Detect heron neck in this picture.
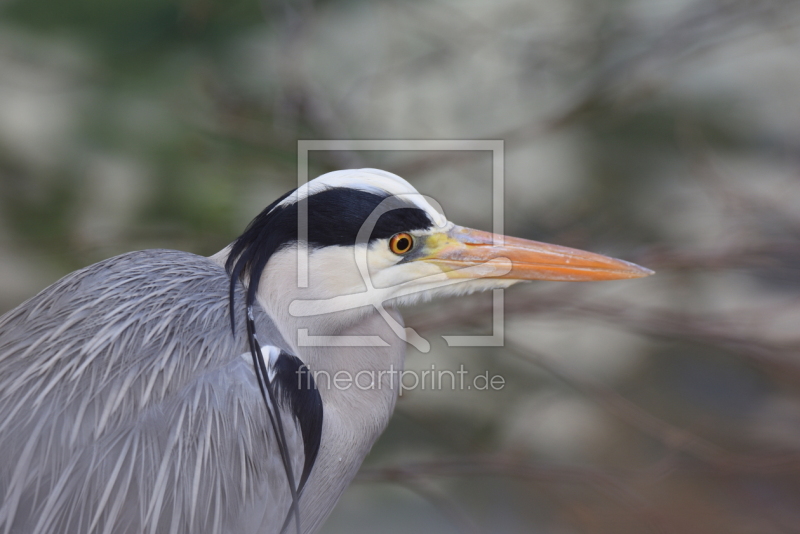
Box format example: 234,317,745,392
211,247,405,532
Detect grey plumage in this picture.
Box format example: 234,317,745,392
0,250,302,534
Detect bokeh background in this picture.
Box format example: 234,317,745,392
2,0,800,532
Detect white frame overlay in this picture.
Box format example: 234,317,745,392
296,140,505,350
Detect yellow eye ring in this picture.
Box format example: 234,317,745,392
389,233,414,255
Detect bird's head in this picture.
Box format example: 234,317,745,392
222,169,651,342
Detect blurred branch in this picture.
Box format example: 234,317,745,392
198,0,800,181
395,478,483,534
408,292,800,474
392,89,597,178
394,0,800,178
196,1,365,171
503,339,800,474
678,115,800,241
357,455,669,534
634,242,800,271
543,301,800,381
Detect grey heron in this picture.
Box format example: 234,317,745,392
0,168,651,534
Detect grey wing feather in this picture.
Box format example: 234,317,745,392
0,250,304,534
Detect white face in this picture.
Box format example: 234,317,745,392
265,229,509,316
289,225,520,313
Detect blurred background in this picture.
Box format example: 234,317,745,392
2,0,800,532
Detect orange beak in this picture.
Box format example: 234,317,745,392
417,225,653,282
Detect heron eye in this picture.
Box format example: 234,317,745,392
389,233,414,255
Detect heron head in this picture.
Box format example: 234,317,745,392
223,169,652,333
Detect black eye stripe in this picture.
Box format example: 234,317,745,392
226,187,435,316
